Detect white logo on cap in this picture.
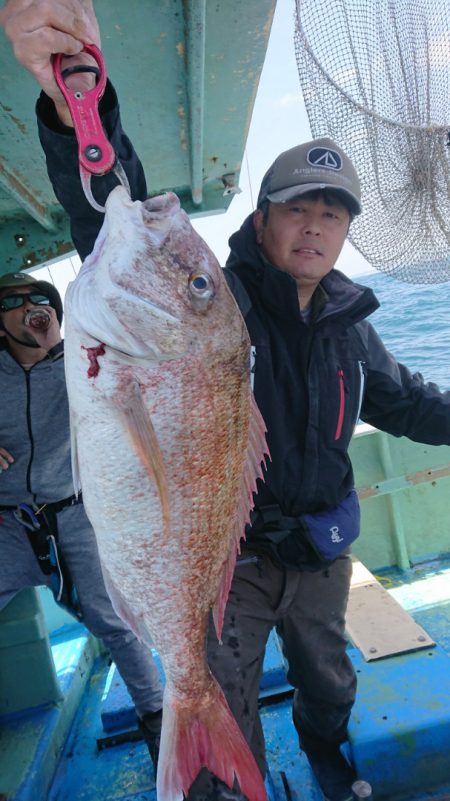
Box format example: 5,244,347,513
307,147,342,171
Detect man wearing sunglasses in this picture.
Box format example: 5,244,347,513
0,271,164,774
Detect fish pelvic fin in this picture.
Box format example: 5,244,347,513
157,679,267,801
213,393,269,640
101,563,154,648
119,386,171,532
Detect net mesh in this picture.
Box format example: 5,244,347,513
294,0,450,283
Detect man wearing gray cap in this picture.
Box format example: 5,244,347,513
0,270,164,773
4,3,450,801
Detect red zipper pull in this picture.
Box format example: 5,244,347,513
334,368,345,441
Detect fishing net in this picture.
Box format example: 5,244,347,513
294,0,450,283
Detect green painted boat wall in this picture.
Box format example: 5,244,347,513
0,0,276,274
350,426,450,571
0,589,62,716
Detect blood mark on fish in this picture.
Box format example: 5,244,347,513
82,343,106,378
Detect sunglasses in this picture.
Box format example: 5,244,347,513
0,292,51,312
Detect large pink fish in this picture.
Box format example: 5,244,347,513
64,187,268,801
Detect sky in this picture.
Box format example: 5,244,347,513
31,0,373,296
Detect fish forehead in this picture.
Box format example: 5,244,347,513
96,187,242,345
103,187,211,264
106,188,223,290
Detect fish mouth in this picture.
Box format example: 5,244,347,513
138,297,179,324
142,192,180,214
103,287,183,362
106,187,181,245
110,283,180,326
106,343,187,365
141,192,181,236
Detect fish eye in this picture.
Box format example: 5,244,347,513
188,271,215,302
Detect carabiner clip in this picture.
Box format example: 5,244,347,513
13,502,42,531
53,44,130,213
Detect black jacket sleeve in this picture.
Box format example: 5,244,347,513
361,321,450,445
36,81,147,260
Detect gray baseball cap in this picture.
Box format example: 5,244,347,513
257,137,362,215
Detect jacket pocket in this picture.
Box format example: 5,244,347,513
329,360,366,448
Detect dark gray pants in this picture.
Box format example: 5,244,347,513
189,551,356,799
0,504,163,717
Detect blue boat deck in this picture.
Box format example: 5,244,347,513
1,557,450,801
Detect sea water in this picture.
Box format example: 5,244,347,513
355,271,450,390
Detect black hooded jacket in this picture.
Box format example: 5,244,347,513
223,215,379,518
222,214,450,529
36,83,450,560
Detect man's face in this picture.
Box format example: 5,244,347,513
0,285,50,346
253,195,350,289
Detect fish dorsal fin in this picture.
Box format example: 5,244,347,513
119,386,171,533
212,392,268,640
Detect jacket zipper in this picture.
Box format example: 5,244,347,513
334,368,345,441
354,360,366,425
25,370,35,495
334,362,366,441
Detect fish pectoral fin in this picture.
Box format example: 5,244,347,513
118,388,170,532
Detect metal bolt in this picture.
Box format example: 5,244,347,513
352,780,373,800
417,635,426,642
369,647,377,653
84,144,103,162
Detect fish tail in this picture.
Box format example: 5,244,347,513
157,680,267,801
